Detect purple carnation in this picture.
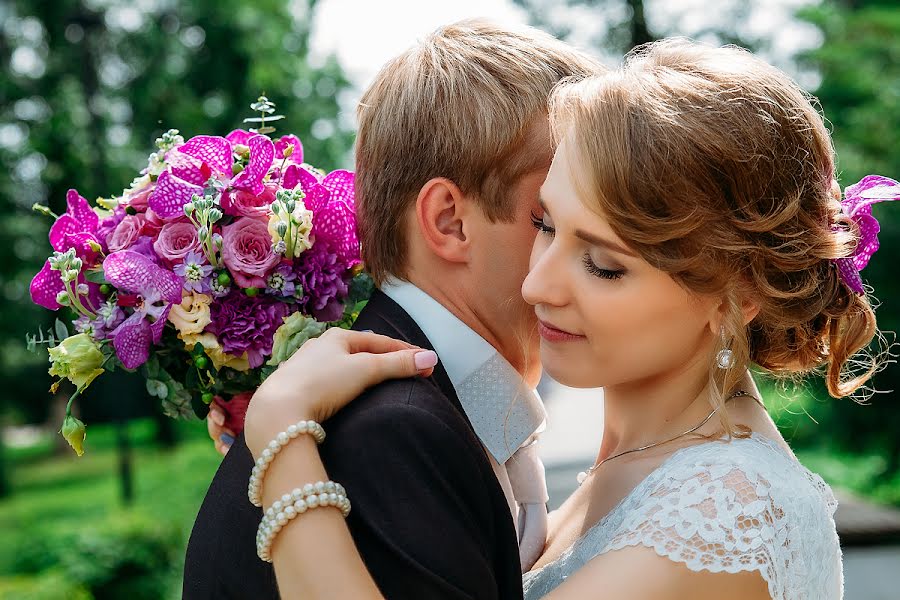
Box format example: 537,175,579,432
294,244,350,323
207,290,291,368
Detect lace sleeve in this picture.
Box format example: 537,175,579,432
600,460,803,600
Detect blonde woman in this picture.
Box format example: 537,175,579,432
244,39,897,599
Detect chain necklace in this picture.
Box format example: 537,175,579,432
576,389,753,485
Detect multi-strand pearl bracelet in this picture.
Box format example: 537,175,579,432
248,419,326,507
256,480,351,562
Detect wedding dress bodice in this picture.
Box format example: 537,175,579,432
523,433,842,599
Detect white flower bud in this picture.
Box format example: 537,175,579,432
76,284,89,295
56,291,71,306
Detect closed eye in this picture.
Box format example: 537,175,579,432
531,211,554,236
582,254,625,280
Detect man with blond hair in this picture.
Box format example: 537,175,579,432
184,20,601,599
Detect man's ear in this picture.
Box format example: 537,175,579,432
415,177,471,264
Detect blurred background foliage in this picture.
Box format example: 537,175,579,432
0,0,898,596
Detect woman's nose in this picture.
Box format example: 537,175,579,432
522,241,568,308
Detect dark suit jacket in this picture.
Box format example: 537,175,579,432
183,290,523,600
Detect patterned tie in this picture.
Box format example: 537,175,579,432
506,436,549,572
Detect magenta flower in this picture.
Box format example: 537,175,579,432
30,190,103,311
49,190,102,261
297,169,360,269
103,250,183,369
148,134,275,220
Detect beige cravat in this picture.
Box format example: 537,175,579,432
506,436,549,572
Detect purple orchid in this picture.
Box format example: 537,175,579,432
30,190,103,311
173,250,214,293
148,133,275,220
265,262,298,297
284,168,360,270
103,250,183,369
833,175,900,294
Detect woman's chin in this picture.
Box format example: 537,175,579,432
540,345,604,389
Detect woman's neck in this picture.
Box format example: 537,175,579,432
597,357,718,462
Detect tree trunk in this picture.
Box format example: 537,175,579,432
627,0,654,47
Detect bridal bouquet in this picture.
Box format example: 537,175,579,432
27,98,371,456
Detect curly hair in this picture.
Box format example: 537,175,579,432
548,39,880,433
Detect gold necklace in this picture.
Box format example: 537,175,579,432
576,389,753,485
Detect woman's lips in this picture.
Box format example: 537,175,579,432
537,319,586,343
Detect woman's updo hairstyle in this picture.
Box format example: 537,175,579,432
548,39,881,427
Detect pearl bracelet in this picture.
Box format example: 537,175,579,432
256,480,351,562
248,419,326,507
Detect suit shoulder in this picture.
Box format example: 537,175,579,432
326,375,465,431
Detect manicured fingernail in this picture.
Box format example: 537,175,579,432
414,350,438,370
361,329,373,333
220,433,234,446
211,411,225,426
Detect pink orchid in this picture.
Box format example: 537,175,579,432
30,190,104,311
299,169,360,268
148,133,276,220
834,175,900,295
103,250,183,369
49,189,102,262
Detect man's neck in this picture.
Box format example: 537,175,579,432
401,274,541,387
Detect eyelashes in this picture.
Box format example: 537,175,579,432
530,211,554,236
581,254,625,280
530,212,625,281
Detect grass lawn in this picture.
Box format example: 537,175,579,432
0,418,223,599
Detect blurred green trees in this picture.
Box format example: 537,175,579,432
794,0,900,472
0,0,353,427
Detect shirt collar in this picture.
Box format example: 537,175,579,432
381,280,546,463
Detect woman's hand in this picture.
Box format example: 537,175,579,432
244,328,438,458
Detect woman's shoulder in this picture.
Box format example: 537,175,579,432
600,433,841,600
657,433,838,515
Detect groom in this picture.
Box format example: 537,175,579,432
184,20,601,599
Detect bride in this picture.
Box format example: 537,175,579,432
242,39,895,599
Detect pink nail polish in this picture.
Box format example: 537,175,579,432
414,350,438,370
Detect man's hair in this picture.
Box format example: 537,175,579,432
355,19,603,285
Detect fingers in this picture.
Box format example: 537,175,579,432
208,407,234,456
353,349,439,387
209,406,225,427
214,430,236,456
336,329,419,355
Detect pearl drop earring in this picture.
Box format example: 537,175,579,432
716,326,735,369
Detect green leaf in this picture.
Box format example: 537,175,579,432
146,379,168,399
84,268,110,285
242,115,286,123
54,319,70,341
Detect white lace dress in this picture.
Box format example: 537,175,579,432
522,433,842,600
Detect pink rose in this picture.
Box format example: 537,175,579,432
128,185,154,212
154,221,203,264
221,217,280,288
221,183,277,218
106,214,145,253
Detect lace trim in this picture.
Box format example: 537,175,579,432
523,434,841,600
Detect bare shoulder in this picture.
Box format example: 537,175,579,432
544,544,771,600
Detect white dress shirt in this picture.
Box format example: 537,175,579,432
382,280,549,571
